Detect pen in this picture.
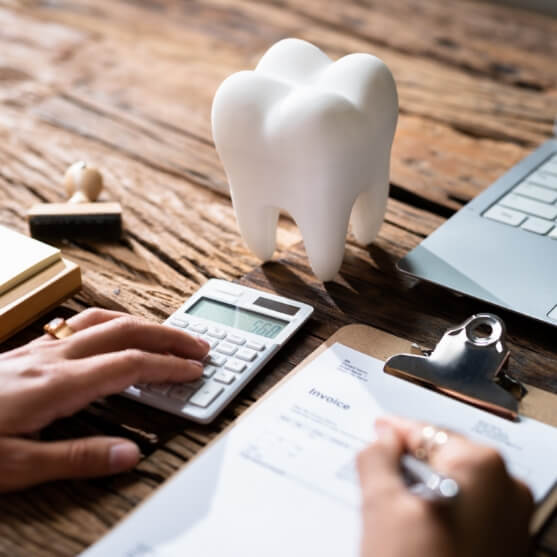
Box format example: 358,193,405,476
400,454,460,502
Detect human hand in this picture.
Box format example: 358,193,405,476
357,416,533,557
0,308,210,492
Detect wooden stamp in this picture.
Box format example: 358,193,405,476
27,161,122,240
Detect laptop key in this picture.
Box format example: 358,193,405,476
499,193,557,221
514,183,557,204
483,205,526,227
543,158,557,175
520,217,554,235
528,170,557,190
549,227,557,240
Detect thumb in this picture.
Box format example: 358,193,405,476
357,418,406,500
0,436,140,492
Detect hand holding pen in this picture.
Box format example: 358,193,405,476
399,424,459,502
357,417,534,557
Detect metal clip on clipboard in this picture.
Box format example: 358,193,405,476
384,314,527,421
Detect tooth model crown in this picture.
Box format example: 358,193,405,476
212,38,398,281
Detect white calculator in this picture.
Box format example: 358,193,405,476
122,279,314,423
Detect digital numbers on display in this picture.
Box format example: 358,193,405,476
249,319,283,339
186,297,288,339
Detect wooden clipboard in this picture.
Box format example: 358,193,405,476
84,322,557,556
282,323,557,535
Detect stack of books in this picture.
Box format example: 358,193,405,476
0,225,81,342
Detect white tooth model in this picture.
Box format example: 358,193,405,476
212,38,398,281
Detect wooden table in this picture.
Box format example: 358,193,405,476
0,1,556,555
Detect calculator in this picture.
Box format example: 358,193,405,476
122,279,314,423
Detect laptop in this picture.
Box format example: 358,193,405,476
398,138,557,326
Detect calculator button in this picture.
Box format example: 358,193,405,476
203,365,217,378
169,318,188,328
189,322,208,334
201,336,219,349
224,359,247,373
214,370,236,384
207,352,227,367
227,333,246,345
246,340,265,351
216,342,238,356
236,348,257,362
146,383,171,395
189,383,224,408
207,327,227,339
168,384,195,401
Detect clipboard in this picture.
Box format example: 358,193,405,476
82,315,557,556
309,320,557,428
288,317,557,534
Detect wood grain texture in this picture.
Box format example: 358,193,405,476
0,0,556,555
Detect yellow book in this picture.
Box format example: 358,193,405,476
0,258,81,342
0,225,61,295
0,226,81,342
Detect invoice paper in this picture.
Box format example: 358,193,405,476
81,343,557,557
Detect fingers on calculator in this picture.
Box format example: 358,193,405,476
122,280,313,423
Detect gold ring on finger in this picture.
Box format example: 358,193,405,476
415,425,449,461
44,317,75,339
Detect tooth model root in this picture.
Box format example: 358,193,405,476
294,201,353,282
351,162,391,245
231,189,279,261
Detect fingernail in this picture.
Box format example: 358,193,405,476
109,442,140,473
197,338,210,351
374,420,396,442
191,360,204,371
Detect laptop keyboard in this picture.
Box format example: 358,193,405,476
483,154,557,239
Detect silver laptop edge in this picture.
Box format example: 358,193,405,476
398,138,557,327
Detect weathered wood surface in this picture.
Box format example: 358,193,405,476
0,0,556,555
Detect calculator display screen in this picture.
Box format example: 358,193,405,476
186,298,288,339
